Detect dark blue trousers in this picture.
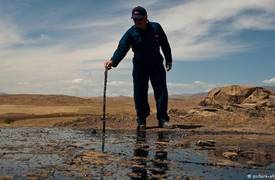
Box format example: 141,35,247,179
132,63,169,124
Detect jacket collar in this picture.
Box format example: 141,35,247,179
135,20,151,32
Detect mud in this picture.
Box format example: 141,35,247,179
0,127,274,179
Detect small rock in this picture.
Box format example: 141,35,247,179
0,176,13,180
188,109,200,114
196,140,216,147
246,160,257,166
202,107,219,112
85,128,96,134
224,105,235,111
222,151,238,161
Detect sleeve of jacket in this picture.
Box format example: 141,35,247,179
158,23,172,63
110,29,131,67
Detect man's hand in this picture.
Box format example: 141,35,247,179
166,62,172,72
104,60,113,70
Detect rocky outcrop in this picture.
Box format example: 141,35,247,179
200,85,275,109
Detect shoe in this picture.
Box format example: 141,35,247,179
159,121,173,129
136,117,146,131
137,123,146,131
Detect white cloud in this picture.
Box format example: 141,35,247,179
167,81,219,94
1,0,275,95
152,0,275,60
0,19,24,47
232,14,275,30
2,0,275,60
94,80,219,96
108,81,129,86
71,78,83,84
263,77,275,84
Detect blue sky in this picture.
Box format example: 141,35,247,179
0,0,275,96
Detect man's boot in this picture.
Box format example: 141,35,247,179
137,118,146,131
158,119,173,129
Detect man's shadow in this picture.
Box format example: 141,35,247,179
130,129,169,179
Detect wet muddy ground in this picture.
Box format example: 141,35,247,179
0,127,274,179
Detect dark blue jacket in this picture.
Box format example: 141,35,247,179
111,21,172,67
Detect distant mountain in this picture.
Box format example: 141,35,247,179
169,92,208,99
190,92,208,98
0,94,94,105
169,85,274,99
263,86,275,92
0,92,7,96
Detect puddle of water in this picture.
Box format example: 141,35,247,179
0,127,274,179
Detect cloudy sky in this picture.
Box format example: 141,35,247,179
1,0,275,96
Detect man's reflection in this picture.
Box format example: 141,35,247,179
131,129,149,179
131,129,169,179
152,130,169,178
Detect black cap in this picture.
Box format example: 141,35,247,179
131,6,147,19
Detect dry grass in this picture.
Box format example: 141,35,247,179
0,105,80,115
0,94,273,132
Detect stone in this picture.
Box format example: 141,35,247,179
196,140,216,147
222,151,238,161
200,85,274,110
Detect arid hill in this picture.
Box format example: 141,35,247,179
0,94,96,106
200,85,275,109
0,86,274,132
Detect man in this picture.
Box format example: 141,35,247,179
104,6,172,130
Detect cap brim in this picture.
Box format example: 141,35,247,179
131,14,144,19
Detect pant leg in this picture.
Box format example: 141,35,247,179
149,64,169,122
132,66,150,124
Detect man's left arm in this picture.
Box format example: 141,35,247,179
158,23,172,71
